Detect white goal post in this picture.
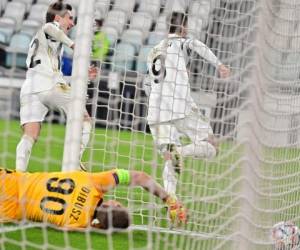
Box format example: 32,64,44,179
62,0,95,171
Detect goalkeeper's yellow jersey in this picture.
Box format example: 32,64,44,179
0,168,130,228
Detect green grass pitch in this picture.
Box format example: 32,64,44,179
0,119,239,250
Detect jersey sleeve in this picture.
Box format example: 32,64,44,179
187,39,222,67
90,169,131,192
43,22,74,48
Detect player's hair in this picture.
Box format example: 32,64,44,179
95,205,130,230
46,0,72,23
169,12,188,34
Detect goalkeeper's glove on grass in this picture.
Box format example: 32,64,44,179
166,196,187,225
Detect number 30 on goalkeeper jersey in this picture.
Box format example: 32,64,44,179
0,168,129,228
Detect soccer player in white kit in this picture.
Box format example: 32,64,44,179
16,0,97,172
146,12,230,196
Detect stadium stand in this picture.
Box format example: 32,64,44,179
94,0,111,18
113,42,136,72
147,31,166,45
154,14,168,32
113,0,135,17
5,32,31,68
101,25,118,44
0,0,218,74
136,46,152,74
0,1,26,44
121,29,144,52
129,12,153,33
103,10,127,35
36,0,52,4
13,0,33,12
0,0,7,13
138,0,161,18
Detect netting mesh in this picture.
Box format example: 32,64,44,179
1,0,300,249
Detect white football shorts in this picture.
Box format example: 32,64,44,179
149,110,213,149
20,83,72,126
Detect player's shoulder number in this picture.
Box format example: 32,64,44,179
29,38,40,68
150,53,166,84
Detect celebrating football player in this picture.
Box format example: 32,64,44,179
145,12,230,196
16,0,97,172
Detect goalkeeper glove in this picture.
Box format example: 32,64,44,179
166,196,187,225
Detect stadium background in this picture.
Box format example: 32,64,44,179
1,0,300,249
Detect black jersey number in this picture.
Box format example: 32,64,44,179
29,38,40,68
151,55,166,84
40,177,75,215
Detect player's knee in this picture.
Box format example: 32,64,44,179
82,120,92,133
192,141,217,159
206,142,217,159
83,112,91,122
23,133,38,143
160,144,175,161
22,123,41,142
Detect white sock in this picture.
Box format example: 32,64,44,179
162,160,178,196
79,121,92,160
179,141,216,159
16,135,34,172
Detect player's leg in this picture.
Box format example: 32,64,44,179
51,83,92,170
80,112,92,163
16,94,48,172
149,123,181,196
176,112,217,159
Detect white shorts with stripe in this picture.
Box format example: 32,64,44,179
149,110,213,150
20,83,81,126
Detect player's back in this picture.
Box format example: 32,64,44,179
0,169,120,228
0,168,21,221
19,171,102,228
147,34,195,124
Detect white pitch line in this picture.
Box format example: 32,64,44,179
130,225,227,239
0,223,39,233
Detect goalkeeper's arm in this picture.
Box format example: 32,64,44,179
121,170,187,224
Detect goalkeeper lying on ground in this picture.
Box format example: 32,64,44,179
0,168,187,229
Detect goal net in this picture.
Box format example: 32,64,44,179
1,0,300,249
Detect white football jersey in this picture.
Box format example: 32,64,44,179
21,22,74,95
146,34,222,124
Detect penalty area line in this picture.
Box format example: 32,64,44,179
0,223,40,233
130,225,227,239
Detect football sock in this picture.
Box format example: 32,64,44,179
16,135,35,172
163,160,178,196
79,120,92,160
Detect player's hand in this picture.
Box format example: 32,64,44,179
88,65,98,81
218,64,230,78
166,196,187,225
